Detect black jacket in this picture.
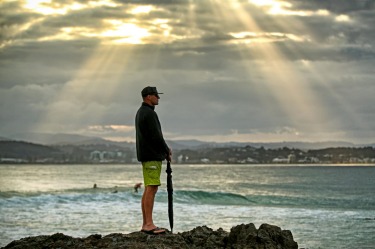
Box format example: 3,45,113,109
135,102,169,162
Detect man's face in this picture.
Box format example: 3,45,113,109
148,94,159,105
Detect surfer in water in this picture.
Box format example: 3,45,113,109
134,183,142,193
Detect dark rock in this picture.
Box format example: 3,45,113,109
227,223,258,247
2,223,298,249
180,226,228,248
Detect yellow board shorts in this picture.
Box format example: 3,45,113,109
142,161,162,186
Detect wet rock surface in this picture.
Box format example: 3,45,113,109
3,223,298,249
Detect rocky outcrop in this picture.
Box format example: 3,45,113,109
3,223,298,249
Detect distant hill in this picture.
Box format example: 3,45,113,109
0,140,136,163
231,141,357,150
0,140,61,159
9,133,106,145
8,132,136,149
6,132,374,150
168,140,360,150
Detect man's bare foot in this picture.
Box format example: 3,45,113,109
141,227,166,235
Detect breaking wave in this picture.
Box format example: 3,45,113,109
2,188,373,210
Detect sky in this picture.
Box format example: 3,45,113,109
0,0,374,144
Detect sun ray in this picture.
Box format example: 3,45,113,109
296,61,372,141
205,0,335,139
36,43,137,135
35,3,168,137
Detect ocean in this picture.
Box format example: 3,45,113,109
0,164,374,248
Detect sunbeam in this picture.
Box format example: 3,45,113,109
206,0,336,140
35,44,134,135
35,3,169,138
297,60,372,141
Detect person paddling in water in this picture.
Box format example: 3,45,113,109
134,183,142,193
135,86,172,235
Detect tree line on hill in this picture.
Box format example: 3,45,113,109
0,140,374,164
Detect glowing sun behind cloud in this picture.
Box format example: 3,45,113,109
20,1,170,46
101,20,149,44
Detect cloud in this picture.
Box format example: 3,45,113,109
0,0,374,144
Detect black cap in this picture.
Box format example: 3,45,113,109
141,86,164,97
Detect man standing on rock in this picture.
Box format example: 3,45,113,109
135,86,172,235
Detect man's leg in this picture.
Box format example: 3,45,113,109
141,161,165,233
141,185,158,230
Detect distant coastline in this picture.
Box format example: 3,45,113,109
1,139,375,165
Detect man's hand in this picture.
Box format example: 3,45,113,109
167,148,172,162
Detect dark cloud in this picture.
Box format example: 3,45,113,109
0,40,99,89
289,0,375,13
